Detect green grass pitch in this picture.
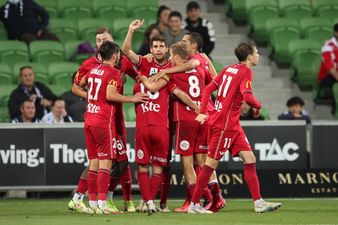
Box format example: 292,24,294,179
0,198,337,225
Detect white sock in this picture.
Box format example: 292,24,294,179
209,179,218,184
98,200,107,208
89,200,97,208
146,200,154,205
254,198,265,206
72,192,83,202
107,191,113,201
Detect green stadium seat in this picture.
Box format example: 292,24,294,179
127,0,158,9
48,62,80,86
124,77,136,96
78,19,112,41
0,41,30,67
0,85,16,107
12,62,49,84
35,0,59,18
300,18,331,45
93,0,128,21
58,0,93,22
247,0,279,42
333,84,338,118
289,39,321,87
129,7,158,23
0,22,7,40
279,0,313,21
49,19,78,43
228,0,247,23
260,107,270,120
123,103,136,121
0,63,13,85
113,18,145,50
266,18,300,64
64,40,93,64
312,0,338,21
49,84,71,97
29,41,65,65
0,107,10,122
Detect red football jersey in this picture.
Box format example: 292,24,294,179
84,64,121,129
191,53,213,84
134,57,172,128
208,63,255,131
169,66,206,121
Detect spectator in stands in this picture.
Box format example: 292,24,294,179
8,66,56,120
183,1,215,58
240,102,264,120
11,99,39,123
42,98,73,124
155,5,171,33
60,73,87,122
317,23,338,96
0,0,59,44
164,11,188,47
138,24,162,55
278,96,311,124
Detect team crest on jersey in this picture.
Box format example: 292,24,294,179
137,149,144,159
180,140,190,151
149,67,158,75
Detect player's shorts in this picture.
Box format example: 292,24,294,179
135,126,169,166
175,120,209,156
115,135,128,162
84,125,116,160
208,127,251,160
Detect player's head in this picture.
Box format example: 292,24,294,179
286,96,304,115
169,11,183,33
186,1,201,22
157,5,171,26
170,42,189,66
150,35,168,63
19,66,35,87
98,41,121,67
333,23,338,40
51,98,66,118
20,99,36,120
95,27,114,49
234,43,259,66
182,32,203,54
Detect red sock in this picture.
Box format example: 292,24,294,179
192,165,214,204
97,169,110,201
137,171,152,201
209,182,222,199
76,177,88,194
203,187,213,202
87,170,97,201
109,176,120,192
120,165,132,201
194,165,201,176
184,188,190,202
187,184,195,202
150,173,162,199
244,163,261,201
160,167,171,205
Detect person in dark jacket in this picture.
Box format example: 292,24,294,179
8,66,56,120
11,99,40,123
0,0,59,44
183,1,215,58
278,96,311,124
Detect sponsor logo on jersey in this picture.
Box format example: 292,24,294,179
198,145,208,150
180,140,190,151
137,149,144,159
246,81,252,89
152,156,167,163
141,101,160,112
255,138,299,161
149,67,158,75
87,103,100,113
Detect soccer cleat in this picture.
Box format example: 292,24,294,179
68,200,76,211
160,206,171,213
146,201,159,213
203,201,213,210
124,200,136,212
68,200,89,213
107,200,121,213
96,204,123,214
136,200,146,212
254,201,282,213
174,200,190,213
188,203,213,214
209,197,226,213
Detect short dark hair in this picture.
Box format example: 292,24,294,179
98,41,120,61
169,11,182,20
286,96,305,107
170,43,189,60
144,24,162,44
95,27,112,36
157,5,170,23
187,1,200,11
334,23,338,32
234,43,255,62
185,32,203,52
19,66,33,76
150,35,167,47
20,99,34,109
52,98,65,107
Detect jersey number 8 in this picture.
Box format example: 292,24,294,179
188,75,200,98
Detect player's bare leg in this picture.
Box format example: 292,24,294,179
239,151,282,213
68,166,89,212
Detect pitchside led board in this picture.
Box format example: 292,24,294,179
0,122,337,197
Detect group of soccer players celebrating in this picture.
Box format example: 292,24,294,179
67,19,282,215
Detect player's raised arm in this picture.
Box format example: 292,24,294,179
172,88,200,114
201,53,217,78
122,19,144,65
106,83,148,103
140,75,168,92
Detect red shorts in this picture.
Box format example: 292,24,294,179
175,120,209,156
135,126,169,166
115,135,128,162
208,127,251,160
84,125,116,160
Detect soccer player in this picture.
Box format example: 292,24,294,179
80,41,148,214
68,27,138,213
188,43,282,214
122,20,199,212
